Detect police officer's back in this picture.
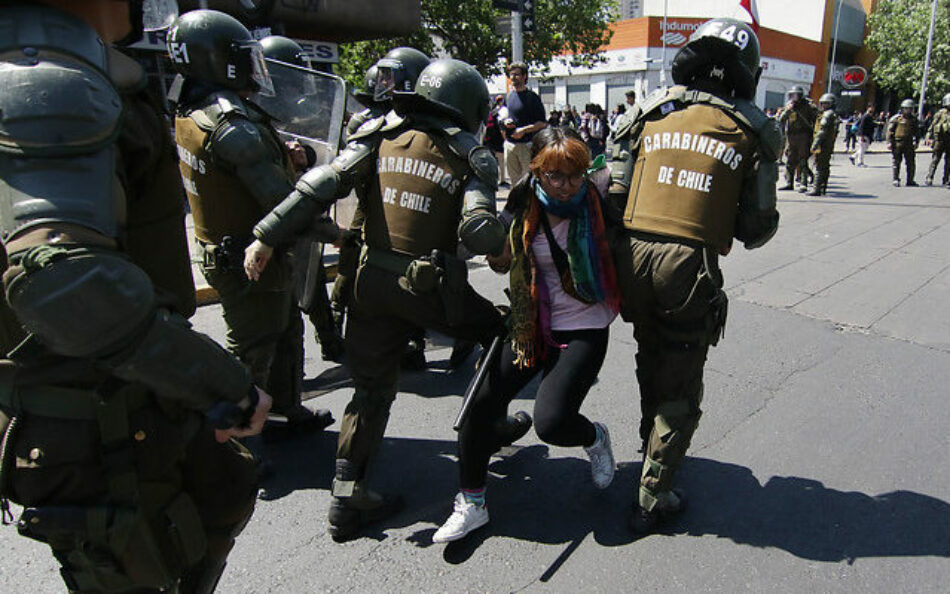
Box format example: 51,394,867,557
609,17,780,535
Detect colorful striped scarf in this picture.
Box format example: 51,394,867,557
509,177,620,369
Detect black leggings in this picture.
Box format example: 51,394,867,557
458,327,609,488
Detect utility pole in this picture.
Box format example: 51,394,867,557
512,9,523,62
918,0,938,119
827,0,845,95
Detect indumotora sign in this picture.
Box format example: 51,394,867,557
658,20,702,47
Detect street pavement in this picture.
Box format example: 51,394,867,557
2,149,950,593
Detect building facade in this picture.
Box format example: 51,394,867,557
496,0,878,114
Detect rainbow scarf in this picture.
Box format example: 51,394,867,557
509,177,620,369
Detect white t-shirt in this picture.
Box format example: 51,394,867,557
532,217,617,331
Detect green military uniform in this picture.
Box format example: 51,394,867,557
611,86,780,517
810,105,840,196
0,5,258,592
778,98,818,189
887,111,920,185
925,106,950,187
175,89,305,418
251,58,506,540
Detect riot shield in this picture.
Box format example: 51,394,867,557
257,58,347,167
256,59,347,313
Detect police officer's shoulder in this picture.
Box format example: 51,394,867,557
638,85,687,118
612,105,642,140
348,110,404,141
205,97,269,166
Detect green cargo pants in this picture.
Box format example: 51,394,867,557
200,251,303,416
334,258,503,491
612,231,727,512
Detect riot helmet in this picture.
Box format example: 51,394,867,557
900,98,915,112
374,46,430,102
787,85,805,102
166,10,274,96
260,35,309,68
407,59,490,135
819,93,836,110
355,64,380,105
943,93,950,108
671,17,761,100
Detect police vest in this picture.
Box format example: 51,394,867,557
786,104,813,135
175,108,288,245
624,102,755,252
813,110,840,149
892,115,917,142
365,128,469,257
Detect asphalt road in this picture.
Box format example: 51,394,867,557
2,149,949,593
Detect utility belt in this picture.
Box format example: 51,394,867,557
0,360,206,593
360,245,469,325
196,235,250,272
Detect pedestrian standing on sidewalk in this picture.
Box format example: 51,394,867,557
502,62,548,185
433,127,621,543
854,106,876,167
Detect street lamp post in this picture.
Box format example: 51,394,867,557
918,0,938,119
827,0,845,94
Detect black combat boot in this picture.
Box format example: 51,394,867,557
630,488,687,536
327,460,404,542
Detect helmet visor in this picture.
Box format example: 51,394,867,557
374,65,398,103
249,44,276,97
142,0,178,31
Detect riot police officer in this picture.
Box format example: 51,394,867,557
925,93,950,188
329,48,433,369
887,99,921,187
167,10,329,433
778,85,819,191
608,18,780,535
0,2,269,592
810,93,840,196
244,58,509,542
259,35,346,364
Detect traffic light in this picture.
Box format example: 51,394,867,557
522,0,535,34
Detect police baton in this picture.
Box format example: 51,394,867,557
453,332,504,431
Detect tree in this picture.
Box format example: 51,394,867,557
866,0,950,103
336,0,617,90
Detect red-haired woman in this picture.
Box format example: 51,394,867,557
433,127,621,543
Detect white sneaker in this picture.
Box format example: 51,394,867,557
432,493,489,543
585,422,615,489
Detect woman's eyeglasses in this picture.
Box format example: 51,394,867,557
542,170,585,187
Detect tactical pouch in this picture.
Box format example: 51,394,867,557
405,258,439,294
18,493,206,593
663,248,728,347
